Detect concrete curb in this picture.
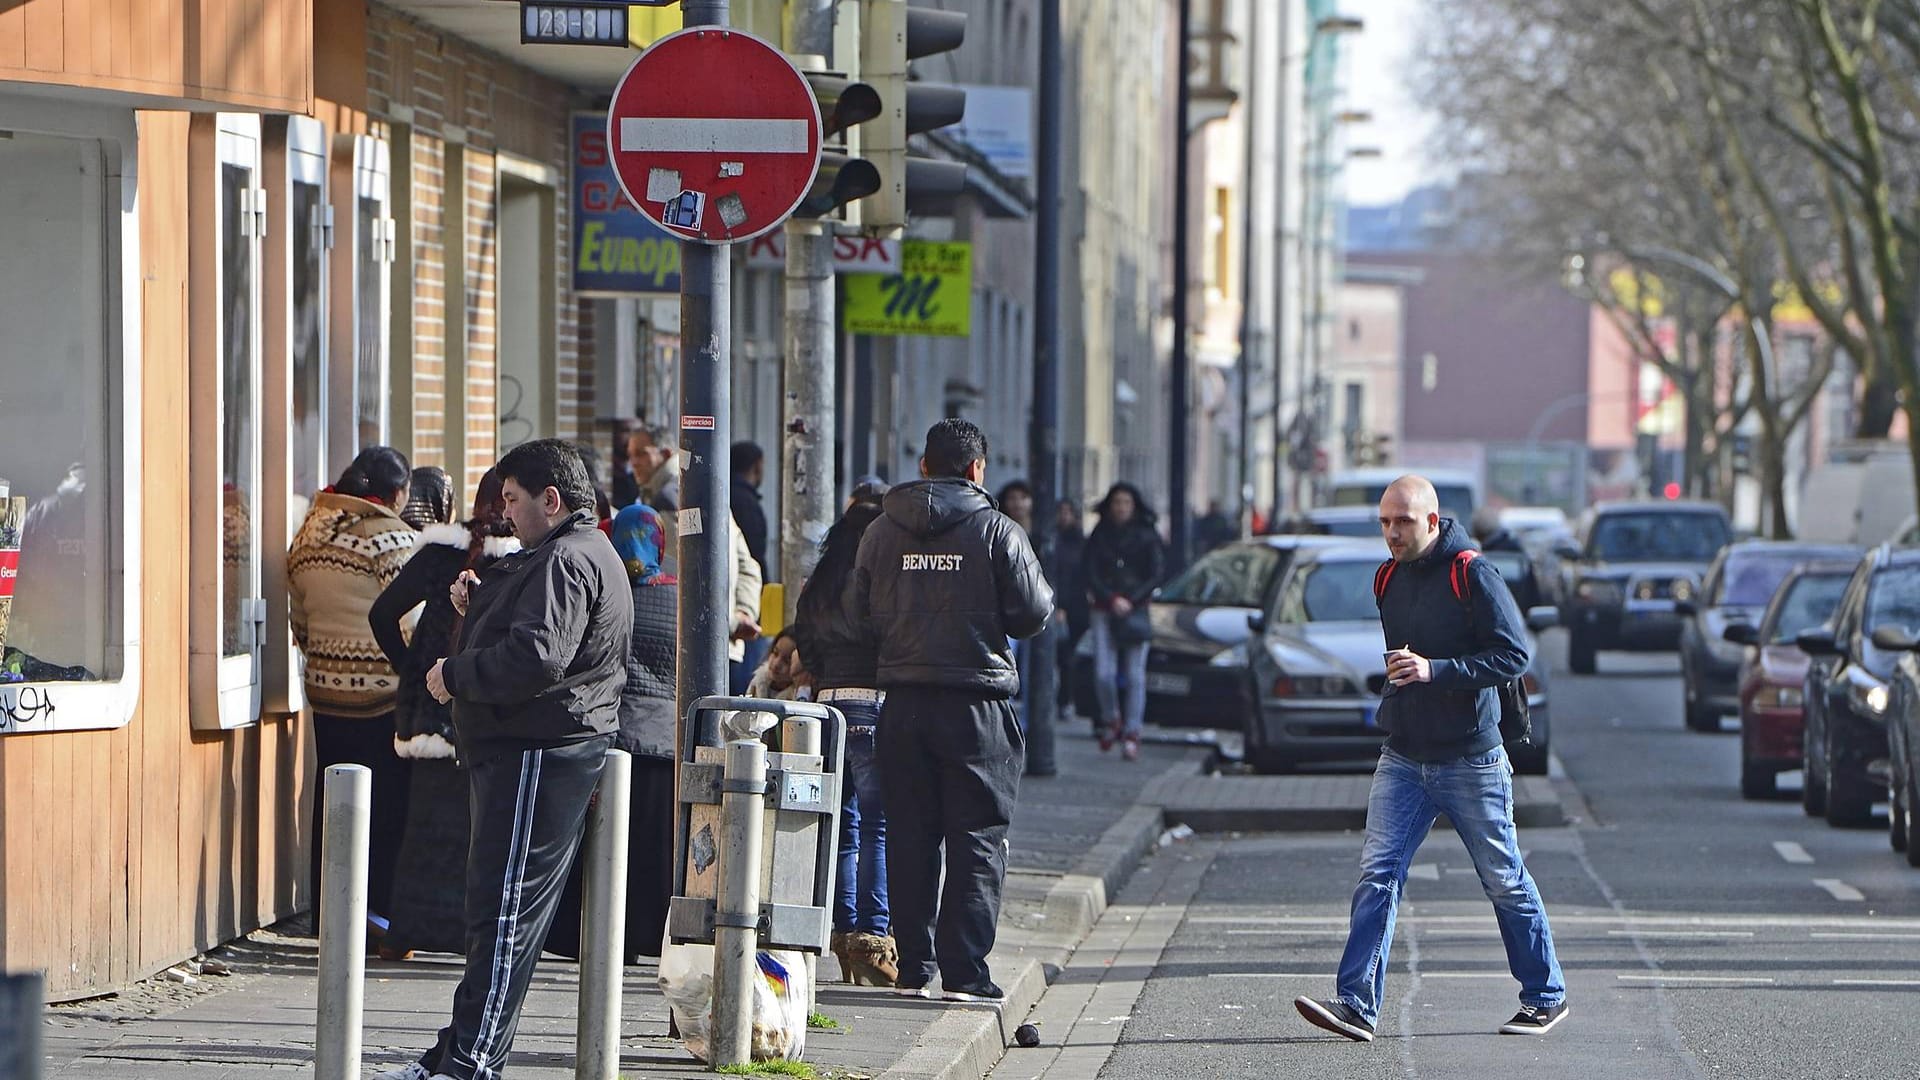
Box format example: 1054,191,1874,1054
876,748,1211,1080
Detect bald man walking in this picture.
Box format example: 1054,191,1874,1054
1295,476,1568,1042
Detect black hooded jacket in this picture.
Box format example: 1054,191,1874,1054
1375,518,1531,763
846,477,1055,696
1083,519,1165,610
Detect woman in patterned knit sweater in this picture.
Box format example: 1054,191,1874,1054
288,446,417,932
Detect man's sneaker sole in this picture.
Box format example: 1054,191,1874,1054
1293,996,1374,1042
1500,1005,1571,1035
941,989,1005,1005
894,985,932,999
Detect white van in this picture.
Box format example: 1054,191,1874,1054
1326,467,1482,522
1796,442,1915,546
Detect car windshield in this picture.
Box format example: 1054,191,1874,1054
1865,565,1920,635
1277,560,1380,623
1157,544,1282,608
1717,553,1813,608
1332,482,1475,517
1313,516,1383,538
1587,512,1730,562
1481,550,1530,582
1766,574,1849,644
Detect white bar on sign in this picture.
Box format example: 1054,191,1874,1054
620,118,810,155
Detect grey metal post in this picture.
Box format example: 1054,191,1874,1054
576,749,633,1080
711,738,768,1068
0,972,43,1080
1168,0,1194,569
1024,0,1064,778
315,764,371,1080
779,715,825,1010
781,0,838,622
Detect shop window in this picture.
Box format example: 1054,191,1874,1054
331,135,393,477
191,113,267,730
0,98,142,734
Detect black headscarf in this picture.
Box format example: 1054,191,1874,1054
401,466,454,530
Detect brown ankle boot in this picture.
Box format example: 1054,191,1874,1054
830,931,855,983
845,931,899,987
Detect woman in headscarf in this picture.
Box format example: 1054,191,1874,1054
369,468,520,956
399,466,453,532
545,502,681,961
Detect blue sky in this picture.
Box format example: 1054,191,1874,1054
1341,0,1438,207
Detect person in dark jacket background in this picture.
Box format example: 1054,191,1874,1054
795,499,896,986
1082,483,1165,760
546,501,680,963
846,418,1053,1003
382,440,633,1080
1049,498,1089,712
370,468,519,957
1294,475,1567,1044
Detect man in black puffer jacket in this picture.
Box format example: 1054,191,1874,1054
1294,476,1567,1046
847,418,1053,1002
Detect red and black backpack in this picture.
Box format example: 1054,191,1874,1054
1372,551,1533,747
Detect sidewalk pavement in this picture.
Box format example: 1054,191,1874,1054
42,728,1212,1080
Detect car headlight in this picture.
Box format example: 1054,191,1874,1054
1575,578,1621,602
1866,684,1891,715
1754,685,1803,709
1209,644,1249,668
1272,674,1358,698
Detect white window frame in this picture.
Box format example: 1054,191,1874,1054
330,133,394,479
0,96,143,736
190,112,267,731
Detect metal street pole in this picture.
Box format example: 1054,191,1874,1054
1026,0,1064,777
575,749,632,1080
314,764,371,1080
1169,0,1194,568
781,0,838,619
710,738,768,1067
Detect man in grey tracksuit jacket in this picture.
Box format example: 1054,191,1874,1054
386,439,633,1080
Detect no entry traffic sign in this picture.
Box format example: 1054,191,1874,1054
606,27,823,245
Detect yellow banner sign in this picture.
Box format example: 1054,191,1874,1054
843,241,973,337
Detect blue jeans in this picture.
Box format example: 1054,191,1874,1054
1090,610,1148,737
1336,745,1565,1026
833,698,888,935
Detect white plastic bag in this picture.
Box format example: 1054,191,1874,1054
658,940,810,1063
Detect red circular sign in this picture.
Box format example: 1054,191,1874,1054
606,28,823,245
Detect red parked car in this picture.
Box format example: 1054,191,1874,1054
1727,560,1856,799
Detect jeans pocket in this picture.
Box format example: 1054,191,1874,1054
1465,747,1506,769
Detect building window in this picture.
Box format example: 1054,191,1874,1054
332,135,393,477
0,100,142,735
192,113,268,730
291,128,331,502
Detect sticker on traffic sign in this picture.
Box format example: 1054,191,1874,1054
606,27,823,245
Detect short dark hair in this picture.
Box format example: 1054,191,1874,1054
923,418,988,479
336,446,411,503
731,440,765,475
496,439,596,513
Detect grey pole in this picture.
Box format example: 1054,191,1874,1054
1168,0,1194,570
576,749,634,1080
1023,0,1064,778
711,738,768,1067
781,0,838,619
314,763,371,1080
0,972,43,1080
779,715,825,1011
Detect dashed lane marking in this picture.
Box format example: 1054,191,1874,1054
1618,975,1774,984
1773,841,1815,864
1832,979,1920,987
1813,878,1866,902
1607,930,1755,939
1810,932,1920,941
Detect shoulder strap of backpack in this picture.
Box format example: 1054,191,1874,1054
1450,550,1477,609
1372,560,1396,606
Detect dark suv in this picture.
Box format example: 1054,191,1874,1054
1563,502,1733,674
1798,546,1920,827
1677,541,1860,731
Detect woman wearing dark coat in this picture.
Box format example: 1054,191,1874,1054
369,469,519,955
545,502,679,962
1083,483,1165,761
1049,498,1089,711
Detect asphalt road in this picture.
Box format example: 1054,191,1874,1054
1013,636,1920,1079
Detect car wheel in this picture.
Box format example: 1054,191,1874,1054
1803,722,1828,817
1568,631,1597,675
1906,770,1920,868
1893,776,1909,853
1825,724,1876,828
1740,756,1778,800
1685,701,1722,733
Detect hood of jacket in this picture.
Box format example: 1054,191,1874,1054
883,478,994,539
1410,517,1473,569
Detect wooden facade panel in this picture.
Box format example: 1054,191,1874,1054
22,0,63,71
0,4,24,70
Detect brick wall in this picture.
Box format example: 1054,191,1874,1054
364,4,597,495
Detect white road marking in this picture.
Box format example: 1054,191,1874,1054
1418,972,1517,979
1207,972,1326,979
1832,979,1920,987
1409,862,1440,881
620,117,812,155
1618,974,1774,984
1186,913,1920,930
1222,928,1344,935
1773,841,1815,864
1607,930,1755,939
1813,878,1866,902
1810,932,1920,941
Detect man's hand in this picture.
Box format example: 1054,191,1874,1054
427,658,453,704
1386,649,1433,687
1111,596,1134,618
450,569,480,616
732,614,763,643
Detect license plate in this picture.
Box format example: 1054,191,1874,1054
1146,673,1192,696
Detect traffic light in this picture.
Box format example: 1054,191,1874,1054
796,69,884,218
861,0,969,230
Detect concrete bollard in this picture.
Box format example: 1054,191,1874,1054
780,715,824,1013
315,763,371,1080
710,738,768,1067
576,748,633,1080
0,972,44,1080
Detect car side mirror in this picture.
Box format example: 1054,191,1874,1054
1870,625,1920,652
1525,606,1560,632
1797,627,1840,656
1554,542,1582,561
1247,611,1268,634
1722,622,1760,646
1673,599,1698,617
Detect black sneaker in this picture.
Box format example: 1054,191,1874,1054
1293,996,1375,1042
1500,1002,1570,1035
941,982,1006,1004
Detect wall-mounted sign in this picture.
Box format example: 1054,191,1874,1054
844,241,972,337
952,86,1032,179
521,2,629,46
572,112,682,295
743,232,900,273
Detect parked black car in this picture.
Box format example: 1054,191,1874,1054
1677,541,1861,732
1798,546,1920,827
1562,501,1733,674
1867,623,1920,864
1069,535,1357,730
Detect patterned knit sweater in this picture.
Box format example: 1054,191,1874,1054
288,493,418,718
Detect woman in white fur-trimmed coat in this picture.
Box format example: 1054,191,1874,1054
369,467,520,956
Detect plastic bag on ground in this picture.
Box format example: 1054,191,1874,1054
657,938,810,1063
